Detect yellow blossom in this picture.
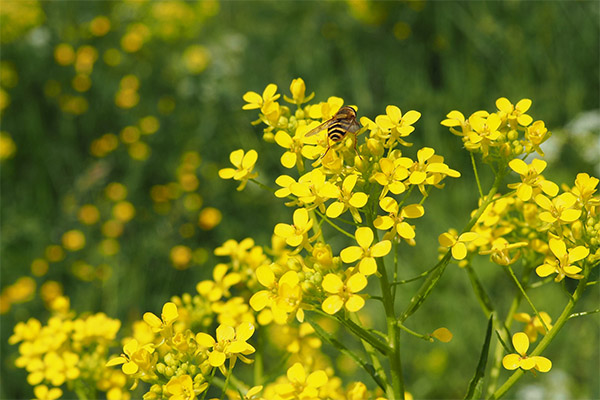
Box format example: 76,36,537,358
195,323,255,374
33,385,62,400
534,192,582,225
507,158,558,201
535,238,589,282
274,362,328,400
143,302,179,334
496,97,533,127
438,231,478,260
514,312,553,343
326,174,368,223
374,198,424,242
340,227,391,275
374,105,421,147
502,332,551,372
274,208,315,250
322,272,368,314
196,264,241,302
106,339,155,375
218,149,258,191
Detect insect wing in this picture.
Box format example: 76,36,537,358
304,118,333,137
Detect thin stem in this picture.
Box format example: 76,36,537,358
470,152,484,198
314,210,356,239
506,265,549,333
397,322,433,342
568,309,600,320
249,178,277,193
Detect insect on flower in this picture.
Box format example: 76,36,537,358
305,106,362,159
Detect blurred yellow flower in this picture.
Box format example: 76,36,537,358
54,43,75,66
170,245,193,269
105,182,128,201
89,16,111,37
183,45,210,74
78,204,100,225
62,230,86,251
198,207,222,230
0,132,16,160
113,201,135,222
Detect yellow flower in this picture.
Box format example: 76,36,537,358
165,374,205,400
274,362,328,399
374,105,421,147
283,77,315,105
196,264,241,302
62,229,86,251
572,172,600,207
322,272,368,314
33,385,62,400
438,231,478,260
534,192,582,225
274,208,314,250
536,238,589,282
496,97,533,127
441,110,470,136
106,339,155,375
242,83,280,110
290,169,339,213
371,157,410,198
467,112,501,156
218,149,258,191
143,302,179,333
274,123,319,168
374,198,424,242
308,96,344,121
340,227,391,275
407,147,460,196
326,174,368,223
502,332,552,372
507,158,558,201
478,238,528,266
195,323,255,374
514,312,553,343
524,120,550,156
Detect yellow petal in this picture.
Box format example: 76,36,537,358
347,273,368,292
162,302,178,324
143,312,162,328
536,263,556,278
359,257,377,275
509,158,528,175
516,98,532,112
287,362,306,384
208,351,226,367
340,246,363,263
370,240,391,257
122,361,139,375
275,131,293,148
409,171,427,185
196,332,216,348
322,274,344,293
402,110,421,125
326,202,345,218
345,295,365,312
548,238,567,259
355,227,374,249
229,149,244,166
439,232,456,247
512,332,529,355
322,295,344,314
242,150,258,169
519,357,536,370
568,246,589,263
401,204,424,218
249,290,270,311
236,322,255,342
293,208,309,228
306,370,328,388
218,168,236,179
502,354,520,370
495,97,513,113
374,216,393,230
256,265,275,287
349,192,368,208
280,152,297,169
216,325,235,342
432,327,453,343
451,242,467,260
532,356,552,372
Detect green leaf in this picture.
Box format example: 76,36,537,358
464,315,494,400
399,253,451,322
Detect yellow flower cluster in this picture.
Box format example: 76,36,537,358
9,298,127,400
440,100,599,280
442,97,550,160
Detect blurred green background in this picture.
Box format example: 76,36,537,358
1,1,598,399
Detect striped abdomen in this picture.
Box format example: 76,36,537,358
328,118,359,142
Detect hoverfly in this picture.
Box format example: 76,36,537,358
305,106,362,159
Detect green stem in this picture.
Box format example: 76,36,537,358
366,213,404,400
397,322,433,342
489,275,589,399
314,210,356,239
506,265,549,333
471,152,484,198
348,313,390,391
